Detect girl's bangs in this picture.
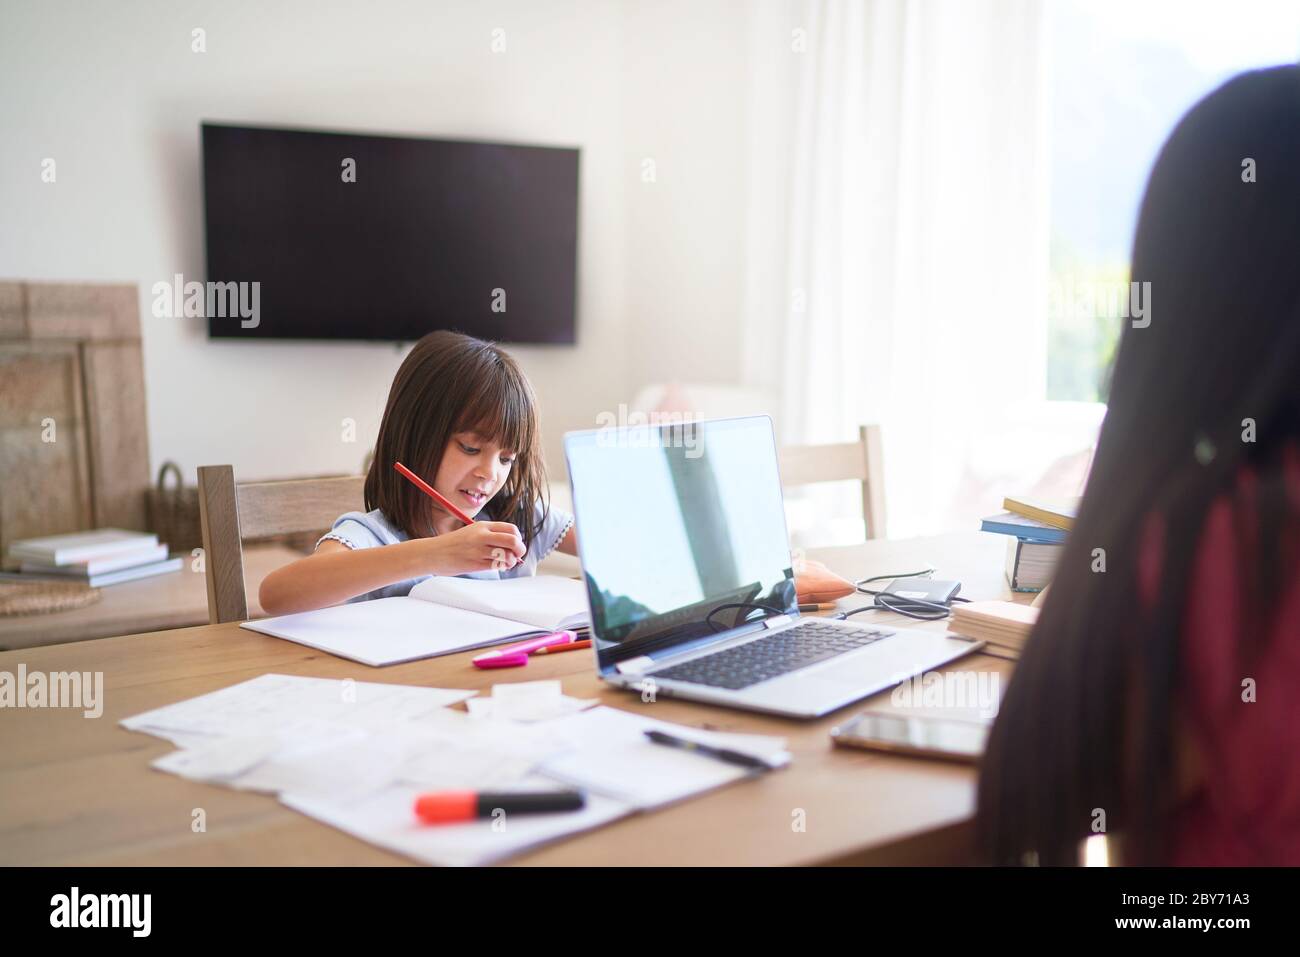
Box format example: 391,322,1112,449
454,371,533,455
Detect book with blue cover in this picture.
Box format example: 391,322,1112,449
980,511,1068,545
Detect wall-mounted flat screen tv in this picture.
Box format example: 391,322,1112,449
201,122,579,343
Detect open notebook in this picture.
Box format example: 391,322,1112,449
240,575,591,667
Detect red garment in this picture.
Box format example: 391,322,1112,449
1138,446,1300,865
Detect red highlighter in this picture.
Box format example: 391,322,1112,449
415,789,585,824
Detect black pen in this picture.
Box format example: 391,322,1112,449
644,729,773,771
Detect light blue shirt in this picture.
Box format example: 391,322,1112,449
317,500,575,602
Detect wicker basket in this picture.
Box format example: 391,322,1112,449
145,461,203,553
0,579,102,617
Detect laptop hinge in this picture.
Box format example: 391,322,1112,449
615,656,655,675
763,614,794,630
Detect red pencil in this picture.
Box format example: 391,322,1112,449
531,639,592,655
394,461,476,526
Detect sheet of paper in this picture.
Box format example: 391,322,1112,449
151,702,573,801
465,697,598,721
410,575,590,632
465,679,599,722
228,715,564,799
122,674,476,738
491,679,563,699
150,719,375,787
536,706,790,810
139,728,228,750
130,678,791,865
388,710,574,792
396,745,539,792
239,597,547,666
282,775,633,867
152,733,289,781
229,728,420,800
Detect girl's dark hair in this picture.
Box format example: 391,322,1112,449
977,66,1300,864
363,330,550,547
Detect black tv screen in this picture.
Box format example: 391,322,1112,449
201,123,579,342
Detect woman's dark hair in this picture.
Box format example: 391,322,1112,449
977,66,1300,864
363,330,550,547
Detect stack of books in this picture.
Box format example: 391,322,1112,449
950,600,1039,654
6,528,182,587
979,495,1077,593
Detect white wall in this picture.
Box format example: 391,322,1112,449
0,0,753,485
622,0,749,389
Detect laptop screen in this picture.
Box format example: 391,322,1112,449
564,415,798,672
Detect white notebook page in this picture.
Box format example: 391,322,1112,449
409,575,590,632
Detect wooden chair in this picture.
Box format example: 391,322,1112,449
196,466,364,624
778,424,887,539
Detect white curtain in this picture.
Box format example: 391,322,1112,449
744,0,1053,540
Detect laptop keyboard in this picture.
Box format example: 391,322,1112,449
651,620,896,691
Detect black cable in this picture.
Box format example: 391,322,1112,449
705,567,968,630
835,566,967,622
838,596,953,622
854,567,937,589
704,601,786,633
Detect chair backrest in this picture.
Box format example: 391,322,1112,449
777,424,886,539
197,465,364,624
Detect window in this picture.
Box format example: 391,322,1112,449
1046,0,1300,402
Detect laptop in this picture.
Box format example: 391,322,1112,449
563,414,982,719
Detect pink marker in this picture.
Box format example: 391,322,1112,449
471,630,577,669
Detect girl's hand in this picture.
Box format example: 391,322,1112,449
429,521,527,575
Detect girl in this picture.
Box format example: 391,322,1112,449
977,66,1300,865
259,330,578,616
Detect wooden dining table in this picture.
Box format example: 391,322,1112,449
0,531,1023,865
